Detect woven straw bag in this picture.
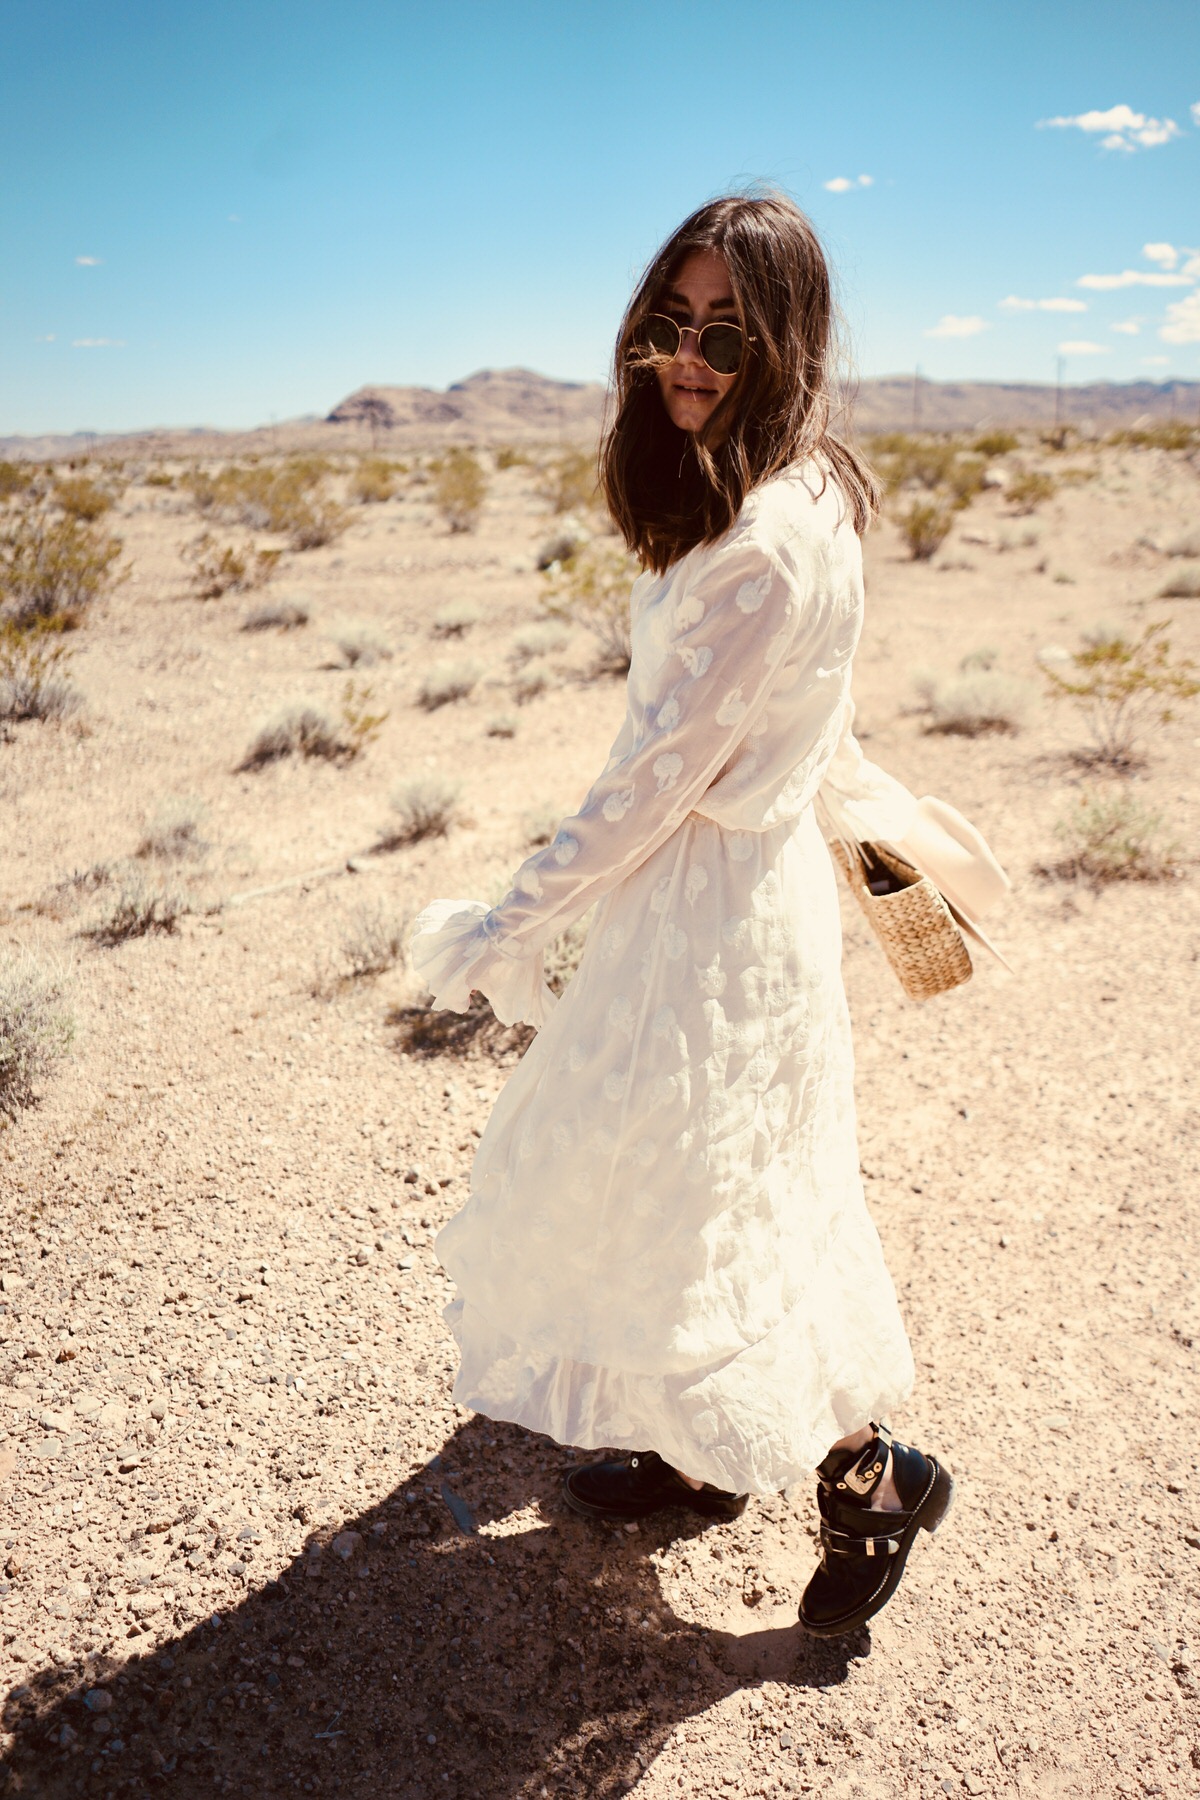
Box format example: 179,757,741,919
827,832,973,1003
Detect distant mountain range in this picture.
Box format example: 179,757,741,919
3,366,1197,460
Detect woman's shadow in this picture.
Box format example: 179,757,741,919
2,1415,868,1797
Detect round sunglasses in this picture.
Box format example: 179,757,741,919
637,312,754,377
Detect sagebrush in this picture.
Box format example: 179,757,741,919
0,948,75,1116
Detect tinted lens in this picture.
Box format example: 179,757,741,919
699,323,744,375
643,314,681,359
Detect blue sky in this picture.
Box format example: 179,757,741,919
3,0,1198,434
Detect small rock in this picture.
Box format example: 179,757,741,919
32,1438,62,1459
84,1688,113,1712
73,1394,103,1418
354,1246,373,1265
98,1402,126,1431
38,1408,73,1432
965,1779,985,1796
331,1530,362,1561
149,1396,169,1422
779,1731,794,1750
0,1273,27,1294
8,1639,37,1662
129,1591,163,1617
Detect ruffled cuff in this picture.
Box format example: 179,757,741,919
407,898,559,1031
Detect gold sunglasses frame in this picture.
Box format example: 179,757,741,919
637,312,756,376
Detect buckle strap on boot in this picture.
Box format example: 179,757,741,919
815,1423,894,1501
820,1520,902,1559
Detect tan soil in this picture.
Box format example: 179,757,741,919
1,443,1198,1799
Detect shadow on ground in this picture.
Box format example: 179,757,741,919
1,1417,867,1798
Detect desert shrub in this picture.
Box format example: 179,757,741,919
868,434,959,494
522,802,562,847
1006,469,1056,515
1043,618,1200,767
1108,422,1198,452
351,458,400,504
88,874,188,945
136,798,209,861
1049,790,1180,882
1165,530,1200,559
542,540,637,673
486,713,517,738
431,601,482,638
537,521,591,571
959,645,998,672
972,430,1019,457
340,901,411,977
0,462,35,503
241,597,310,631
512,659,554,705
0,948,75,1116
328,622,392,667
144,470,174,489
494,446,529,471
416,658,482,710
923,669,1032,736
535,450,599,516
432,449,487,533
184,531,281,598
380,775,460,847
0,509,122,628
898,500,953,561
53,476,114,522
1160,564,1200,599
239,681,385,770
511,620,569,662
182,457,347,551
35,862,112,920
997,525,1041,553
0,623,78,722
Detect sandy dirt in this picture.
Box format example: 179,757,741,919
1,443,1198,1799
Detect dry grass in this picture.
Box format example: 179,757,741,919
1160,565,1200,599
241,598,310,632
542,540,636,673
510,621,569,663
0,947,75,1117
87,874,189,946
535,450,598,516
0,623,79,723
485,713,517,739
1006,469,1056,515
1046,790,1181,883
416,659,482,710
918,666,1033,736
431,601,482,639
351,459,401,505
184,532,281,599
136,799,209,861
512,659,554,705
432,450,487,534
238,681,386,770
327,622,392,668
379,776,460,848
898,500,953,562
183,456,347,552
339,900,413,978
53,476,117,522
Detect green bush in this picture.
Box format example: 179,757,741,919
542,540,637,672
897,500,953,562
432,449,487,533
1107,422,1198,452
0,508,123,628
972,430,1019,457
351,458,401,504
1006,469,1056,515
535,449,599,515
54,475,115,522
183,456,347,551
1042,618,1200,767
184,532,281,598
0,462,35,503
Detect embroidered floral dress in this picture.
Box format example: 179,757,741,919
410,460,926,1494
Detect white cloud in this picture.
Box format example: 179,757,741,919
34,333,56,343
75,255,102,266
1142,355,1170,366
1057,340,1110,355
1077,269,1192,289
72,337,125,348
1110,320,1141,335
1192,101,1200,126
1040,104,1182,152
998,294,1087,313
1160,291,1200,344
823,174,873,193
1143,242,1178,268
924,314,989,338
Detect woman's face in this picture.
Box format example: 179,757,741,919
653,248,741,434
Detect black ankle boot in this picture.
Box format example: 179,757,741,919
562,1450,748,1523
798,1422,954,1636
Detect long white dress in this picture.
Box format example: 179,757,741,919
409,458,930,1495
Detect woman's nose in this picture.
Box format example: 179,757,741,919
674,325,706,367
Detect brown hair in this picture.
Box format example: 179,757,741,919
599,191,881,574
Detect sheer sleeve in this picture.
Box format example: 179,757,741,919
409,522,817,1023
817,698,920,845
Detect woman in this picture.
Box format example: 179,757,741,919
410,193,1003,1637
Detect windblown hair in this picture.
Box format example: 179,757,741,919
600,192,881,573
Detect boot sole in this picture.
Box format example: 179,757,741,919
561,1471,747,1525
798,1456,955,1637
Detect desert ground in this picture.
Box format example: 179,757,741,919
1,430,1198,1800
